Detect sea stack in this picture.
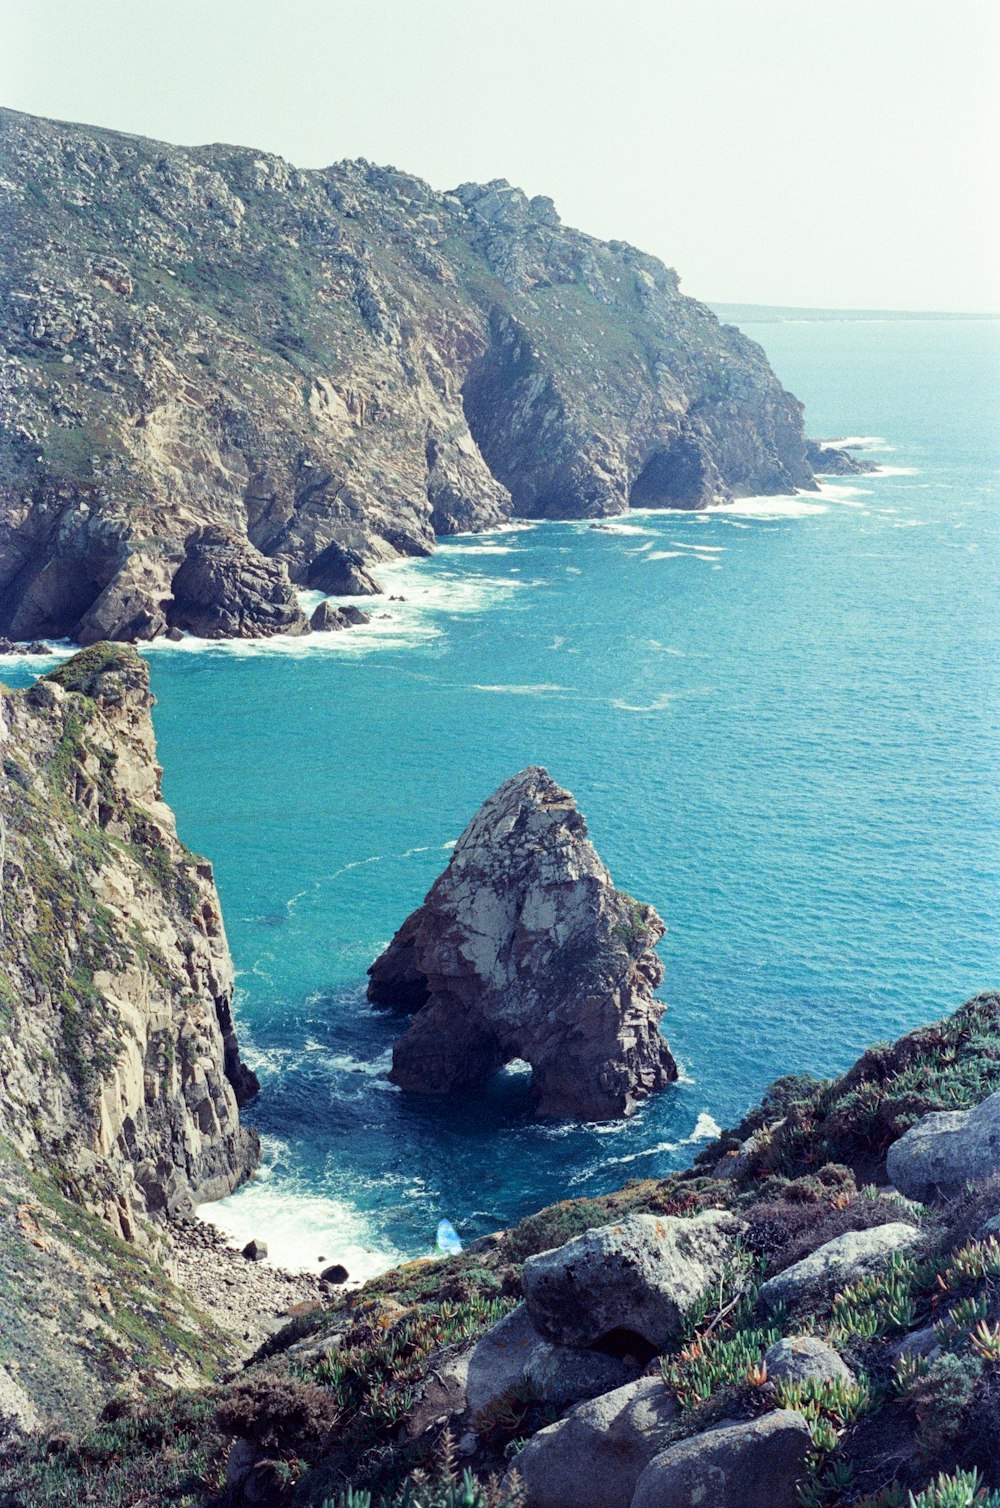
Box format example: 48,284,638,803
367,767,676,1119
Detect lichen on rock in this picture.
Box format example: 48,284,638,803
367,766,676,1119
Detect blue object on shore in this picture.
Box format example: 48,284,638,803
436,1218,462,1255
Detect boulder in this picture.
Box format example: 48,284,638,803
319,1263,349,1285
885,1090,1000,1201
305,540,383,597
630,1409,812,1508
524,1342,641,1407
242,1238,268,1262
309,600,371,631
367,767,676,1120
169,527,308,639
502,1377,679,1508
759,1223,922,1314
521,1209,742,1351
764,1336,854,1387
467,1303,547,1415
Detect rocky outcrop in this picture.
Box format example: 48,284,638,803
1,107,852,644
885,1089,1000,1201
367,767,676,1119
0,643,259,1238
521,1209,742,1351
758,1223,923,1314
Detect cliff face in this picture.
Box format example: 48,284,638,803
368,767,676,1119
0,107,851,644
0,643,259,1241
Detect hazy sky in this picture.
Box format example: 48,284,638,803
2,0,997,310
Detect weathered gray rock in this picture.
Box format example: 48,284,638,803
764,1336,854,1387
168,526,308,639
503,1376,679,1508
367,768,675,1120
309,600,371,631
885,1091,1000,1202
467,1303,547,1416
759,1224,923,1314
1,106,840,646
0,1366,40,1442
630,1409,812,1508
241,1239,268,1262
522,1209,742,1350
524,1342,640,1407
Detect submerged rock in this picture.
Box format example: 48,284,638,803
366,766,676,1120
885,1089,1000,1201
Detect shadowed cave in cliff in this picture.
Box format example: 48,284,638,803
628,434,711,509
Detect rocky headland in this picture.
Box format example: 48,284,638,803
0,106,866,648
367,767,676,1120
0,643,277,1427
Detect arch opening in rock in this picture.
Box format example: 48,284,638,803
629,435,709,510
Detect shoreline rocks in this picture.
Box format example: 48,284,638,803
367,766,676,1120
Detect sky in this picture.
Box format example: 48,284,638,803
1,0,998,311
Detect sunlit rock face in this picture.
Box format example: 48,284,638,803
367,766,676,1120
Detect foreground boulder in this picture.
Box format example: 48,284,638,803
631,1409,812,1508
522,1209,741,1351
367,767,675,1119
885,1090,1000,1201
759,1223,922,1314
764,1335,854,1387
504,1377,679,1508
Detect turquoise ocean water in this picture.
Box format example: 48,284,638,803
6,317,999,1275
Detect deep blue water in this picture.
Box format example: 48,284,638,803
7,318,999,1275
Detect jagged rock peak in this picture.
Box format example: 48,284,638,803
367,766,676,1119
0,644,259,1242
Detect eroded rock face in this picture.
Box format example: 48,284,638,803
885,1090,1000,1202
0,645,259,1238
367,767,676,1120
1,107,845,644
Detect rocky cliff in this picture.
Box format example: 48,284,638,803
0,106,858,645
367,767,676,1119
0,643,259,1237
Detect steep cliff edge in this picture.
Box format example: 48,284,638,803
368,767,676,1119
0,107,858,644
0,643,259,1237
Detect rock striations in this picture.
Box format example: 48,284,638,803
367,767,675,1119
0,643,259,1240
0,106,862,646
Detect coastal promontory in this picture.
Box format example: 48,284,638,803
0,106,863,647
